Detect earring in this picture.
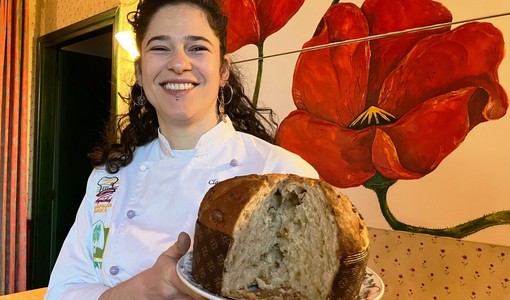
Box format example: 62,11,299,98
218,86,226,123
135,85,147,106
218,84,233,123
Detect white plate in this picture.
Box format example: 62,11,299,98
177,252,384,300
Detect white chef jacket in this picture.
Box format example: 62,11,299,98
45,117,318,300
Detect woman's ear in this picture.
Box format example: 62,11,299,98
221,56,231,83
135,62,142,86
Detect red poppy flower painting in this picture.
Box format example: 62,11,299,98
277,0,508,189
274,0,510,237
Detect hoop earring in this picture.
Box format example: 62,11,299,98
218,84,233,123
135,85,147,106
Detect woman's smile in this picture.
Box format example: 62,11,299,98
162,82,195,92
160,81,197,98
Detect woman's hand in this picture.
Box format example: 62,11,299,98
149,232,205,299
99,232,206,300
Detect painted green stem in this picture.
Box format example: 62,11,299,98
331,0,340,4
252,43,264,107
363,173,510,239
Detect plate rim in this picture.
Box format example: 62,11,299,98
176,252,227,300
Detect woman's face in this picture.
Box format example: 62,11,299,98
137,4,229,132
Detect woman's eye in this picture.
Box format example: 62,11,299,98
150,46,168,52
189,46,207,52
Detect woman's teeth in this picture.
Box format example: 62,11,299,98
163,83,194,91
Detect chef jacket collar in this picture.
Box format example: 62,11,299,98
157,116,236,159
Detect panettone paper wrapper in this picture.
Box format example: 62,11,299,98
192,221,232,295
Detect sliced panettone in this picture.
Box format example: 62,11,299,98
192,173,369,300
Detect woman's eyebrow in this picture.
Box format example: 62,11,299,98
185,35,213,46
145,35,169,47
145,34,213,47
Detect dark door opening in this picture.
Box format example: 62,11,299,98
31,8,117,289
56,41,112,259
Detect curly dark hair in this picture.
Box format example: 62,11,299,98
89,0,278,173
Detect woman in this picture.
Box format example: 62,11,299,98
45,0,318,299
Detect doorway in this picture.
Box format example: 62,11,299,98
31,8,118,288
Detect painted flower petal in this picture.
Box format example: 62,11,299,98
221,0,304,52
373,87,477,179
361,0,452,106
379,22,508,122
292,3,370,127
219,0,260,53
255,0,304,41
277,110,375,188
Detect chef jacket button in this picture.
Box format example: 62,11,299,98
126,210,136,219
139,164,148,172
109,266,119,275
230,159,239,167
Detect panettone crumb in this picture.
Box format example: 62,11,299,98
222,182,340,299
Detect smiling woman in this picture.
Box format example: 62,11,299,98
43,0,319,299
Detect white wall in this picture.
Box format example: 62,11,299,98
232,0,510,246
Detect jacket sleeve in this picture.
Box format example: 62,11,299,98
45,169,109,300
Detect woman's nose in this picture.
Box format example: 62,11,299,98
168,49,191,73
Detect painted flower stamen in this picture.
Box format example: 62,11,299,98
348,106,397,129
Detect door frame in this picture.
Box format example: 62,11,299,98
30,7,119,288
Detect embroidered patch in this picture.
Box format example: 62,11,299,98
92,220,110,269
94,176,119,214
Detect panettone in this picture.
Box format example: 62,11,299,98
191,174,369,300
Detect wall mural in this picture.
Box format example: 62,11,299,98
220,0,510,240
